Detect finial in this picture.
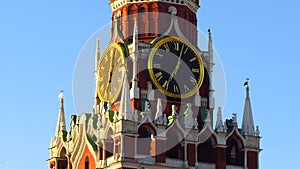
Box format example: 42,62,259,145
208,28,211,33
95,38,100,72
244,78,250,92
255,125,260,136
232,113,237,124
172,105,178,117
58,90,64,102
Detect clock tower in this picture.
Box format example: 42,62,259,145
47,1,262,169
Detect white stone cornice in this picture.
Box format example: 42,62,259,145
110,0,199,14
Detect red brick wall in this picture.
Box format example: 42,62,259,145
247,151,258,169
187,144,196,166
216,147,226,169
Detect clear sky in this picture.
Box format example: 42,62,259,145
0,0,299,168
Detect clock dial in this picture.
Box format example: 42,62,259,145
148,37,204,99
97,43,125,103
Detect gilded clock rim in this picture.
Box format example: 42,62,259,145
148,36,205,99
97,43,125,103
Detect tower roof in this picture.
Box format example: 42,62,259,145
242,84,255,136
55,90,66,136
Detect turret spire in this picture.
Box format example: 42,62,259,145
119,70,133,120
130,18,140,99
242,80,255,136
208,29,215,127
94,38,100,114
215,107,224,132
55,90,66,136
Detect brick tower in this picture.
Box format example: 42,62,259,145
47,1,261,169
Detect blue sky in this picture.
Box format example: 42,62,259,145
0,0,299,168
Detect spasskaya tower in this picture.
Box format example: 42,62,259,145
47,1,261,169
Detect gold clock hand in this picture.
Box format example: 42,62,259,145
167,44,185,83
105,50,115,98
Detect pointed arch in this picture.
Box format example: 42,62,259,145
226,129,245,166
58,147,68,169
104,127,114,158
197,136,217,163
165,120,186,160
84,156,89,169
137,123,157,156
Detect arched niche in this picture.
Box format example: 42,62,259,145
137,123,156,156
58,147,68,169
197,136,217,163
226,135,244,166
166,129,184,160
84,156,89,169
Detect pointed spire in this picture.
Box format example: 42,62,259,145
171,105,178,117
95,38,100,72
94,38,101,114
183,103,194,129
208,29,213,57
130,18,140,99
132,17,138,53
208,29,215,111
119,70,133,120
242,80,255,136
154,98,163,124
215,107,224,132
55,90,66,136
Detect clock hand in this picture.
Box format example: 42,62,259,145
167,44,185,82
105,51,115,97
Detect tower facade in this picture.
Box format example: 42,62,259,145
47,1,261,169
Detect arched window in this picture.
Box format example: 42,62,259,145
137,124,156,156
226,138,244,166
84,156,89,169
166,131,184,160
230,146,236,158
58,147,68,169
197,137,216,163
139,7,145,13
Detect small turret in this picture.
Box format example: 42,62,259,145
55,90,66,137
119,70,133,120
130,18,140,99
242,80,255,136
94,39,100,114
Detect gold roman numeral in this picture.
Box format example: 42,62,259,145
190,76,197,86
192,68,200,73
189,57,197,62
173,85,179,94
163,43,170,52
184,85,190,93
184,46,189,54
162,80,169,90
155,71,163,81
153,63,161,68
156,52,163,57
174,42,179,51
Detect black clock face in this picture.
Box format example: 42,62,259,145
148,37,204,98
